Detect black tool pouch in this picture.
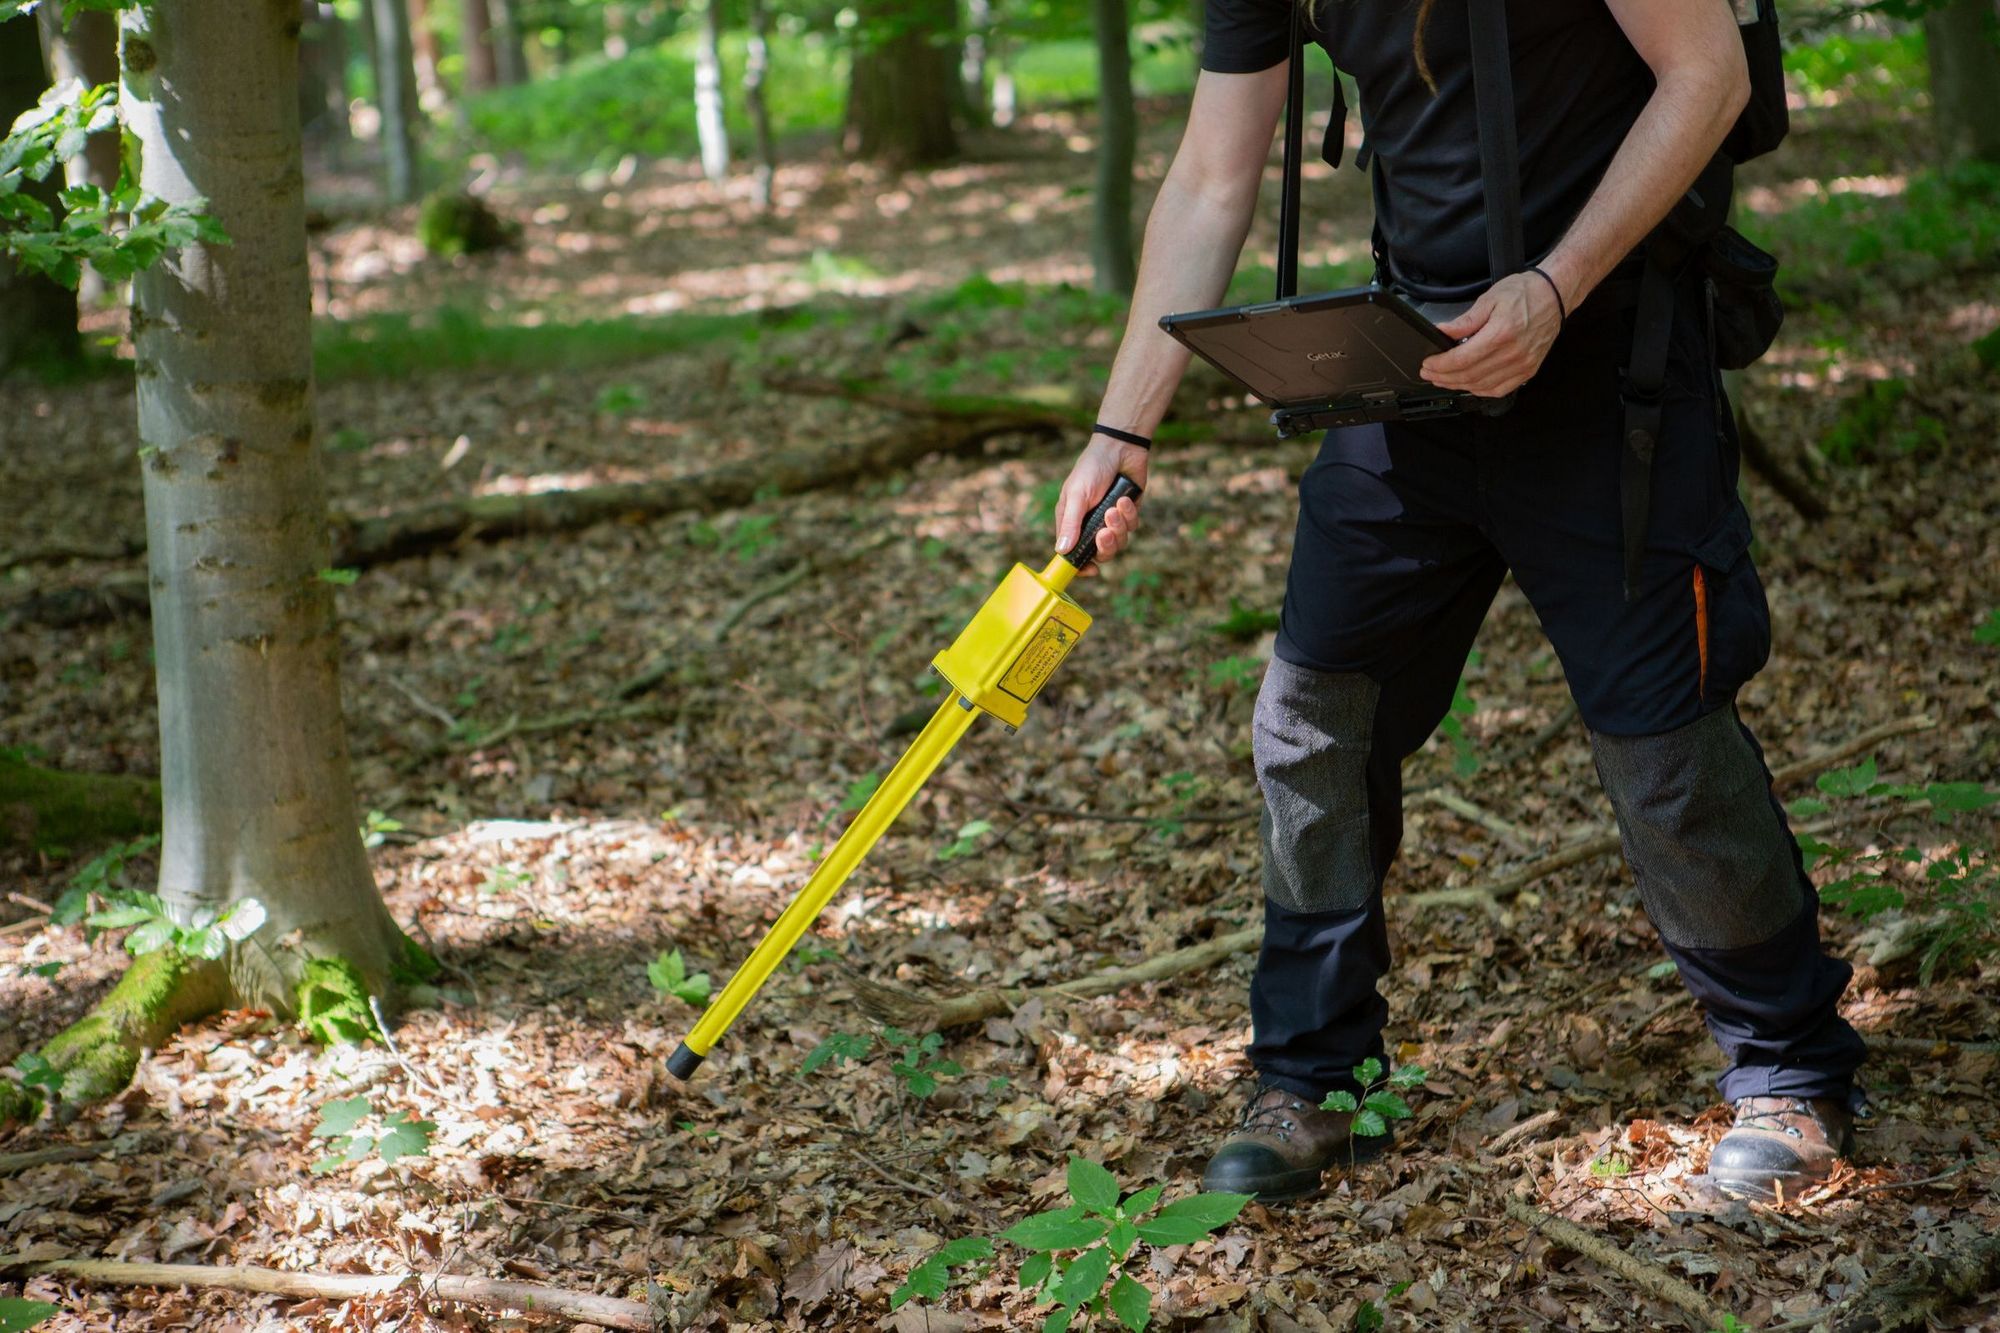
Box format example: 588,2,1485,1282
1724,0,1789,165
1703,225,1784,370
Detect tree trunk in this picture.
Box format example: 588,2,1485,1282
844,0,958,166
489,0,527,84
958,0,989,126
406,0,444,102
743,0,776,209
296,0,354,163
0,14,79,372
693,0,729,182
1091,0,1136,295
119,0,412,1018
370,0,421,202
460,0,497,92
1926,0,2000,167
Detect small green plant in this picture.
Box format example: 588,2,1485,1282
1321,1058,1425,1160
49,833,160,926
802,1026,962,1101
594,381,646,415
937,818,994,861
85,893,265,960
317,567,359,585
1026,478,1064,531
1975,609,2000,646
834,771,882,817
309,1095,437,1174
1431,656,1480,777
415,189,515,257
360,810,404,849
478,864,532,897
13,1053,63,1099
0,1297,61,1333
1109,569,1165,624
893,1156,1252,1330
1207,597,1279,640
1353,1281,1415,1333
1204,655,1263,691
1791,757,1999,980
647,948,713,1006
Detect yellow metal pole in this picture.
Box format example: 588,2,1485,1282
1038,554,1079,596
668,690,983,1078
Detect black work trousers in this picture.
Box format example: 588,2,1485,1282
1247,267,1867,1106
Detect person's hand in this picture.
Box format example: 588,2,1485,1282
1052,434,1148,577
1419,270,1565,398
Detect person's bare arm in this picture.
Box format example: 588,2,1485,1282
1421,0,1750,398
1052,63,1290,570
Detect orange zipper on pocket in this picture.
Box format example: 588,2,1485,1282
1693,564,1711,700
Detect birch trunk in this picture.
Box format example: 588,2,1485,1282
119,0,409,1013
694,0,729,183
743,0,776,209
34,3,121,309
370,0,421,202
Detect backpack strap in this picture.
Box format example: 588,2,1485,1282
1465,0,1523,280
1276,4,1306,301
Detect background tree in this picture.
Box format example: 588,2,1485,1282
1092,0,1136,294
0,13,75,372
461,0,499,92
743,0,776,208
693,0,728,182
371,0,422,201
32,0,115,308
1925,0,2000,165
845,0,958,166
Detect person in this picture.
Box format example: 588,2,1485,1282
1050,0,1867,1203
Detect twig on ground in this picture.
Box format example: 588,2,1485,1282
1488,1107,1564,1154
1842,1154,1994,1198
1418,789,1537,855
0,1133,144,1178
0,1254,653,1330
1503,1194,1737,1331
367,995,441,1101
1823,1228,2000,1333
385,676,460,730
1407,698,1580,796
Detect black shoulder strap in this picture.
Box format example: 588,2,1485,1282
1465,0,1523,281
1276,4,1306,300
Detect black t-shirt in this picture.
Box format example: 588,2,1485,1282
1201,0,1654,298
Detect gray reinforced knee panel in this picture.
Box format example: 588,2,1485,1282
1589,707,1802,950
1254,657,1381,914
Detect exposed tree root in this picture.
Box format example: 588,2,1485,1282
1729,377,1832,523
0,751,159,853
847,927,1263,1032
1504,1194,1737,1331
0,1254,653,1330
37,950,228,1103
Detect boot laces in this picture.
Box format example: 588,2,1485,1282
1734,1097,1816,1138
1241,1086,1309,1138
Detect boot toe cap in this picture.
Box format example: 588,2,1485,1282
1202,1143,1322,1201
1709,1134,1810,1195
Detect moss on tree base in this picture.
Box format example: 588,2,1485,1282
37,948,227,1104
297,956,379,1045
0,751,160,854
0,1077,41,1130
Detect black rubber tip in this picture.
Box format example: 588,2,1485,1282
666,1042,704,1081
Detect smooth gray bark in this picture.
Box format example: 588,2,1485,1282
120,0,407,1007
694,0,729,182
743,0,776,210
1927,0,2000,166
1091,0,1136,295
369,0,421,203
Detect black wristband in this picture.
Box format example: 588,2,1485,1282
1092,423,1152,450
1524,265,1567,330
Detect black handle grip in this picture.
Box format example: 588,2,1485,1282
1063,474,1143,570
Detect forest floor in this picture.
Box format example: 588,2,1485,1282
3,76,2000,1333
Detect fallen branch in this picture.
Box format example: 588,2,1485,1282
0,1254,652,1330
1862,1035,2000,1058
1503,1195,1736,1331
846,927,1262,1033
0,1133,143,1178
1417,789,1536,855
1728,378,1831,523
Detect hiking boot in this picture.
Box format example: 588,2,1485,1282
1201,1083,1387,1202
1708,1095,1854,1200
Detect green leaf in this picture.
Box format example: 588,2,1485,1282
0,1298,60,1333
1787,796,1828,818
1067,1156,1120,1213
219,897,267,941
799,1030,872,1074
1362,1090,1412,1121
1354,1297,1385,1333
1387,1063,1427,1090
1923,782,1999,813
16,1053,61,1093
648,949,686,991
124,917,177,956
1646,959,1680,980
309,1152,348,1175
1051,1244,1112,1308
1119,1183,1165,1217
891,1237,991,1311
1018,1248,1054,1293
85,903,156,930
1353,1057,1383,1086
375,1111,435,1164
1133,1192,1251,1247
1816,756,1878,797
1353,1108,1388,1137
316,567,359,585
312,1095,372,1137
1044,1309,1073,1333
1107,1219,1139,1259
1973,608,2000,645
1321,1090,1358,1113
1108,1273,1153,1332
178,924,227,960
1000,1207,1109,1252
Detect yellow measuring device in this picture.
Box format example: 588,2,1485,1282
667,475,1141,1081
